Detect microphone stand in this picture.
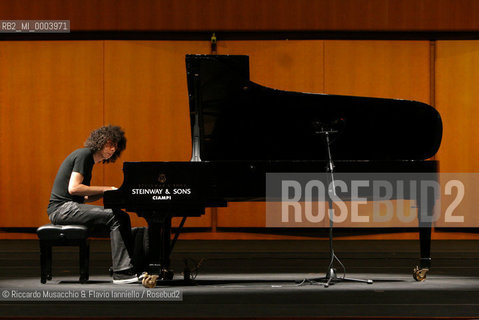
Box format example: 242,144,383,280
302,125,373,288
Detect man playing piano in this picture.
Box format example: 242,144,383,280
47,125,138,284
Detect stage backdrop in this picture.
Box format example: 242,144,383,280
1,39,479,239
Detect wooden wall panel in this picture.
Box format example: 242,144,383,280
434,41,479,228
324,40,431,103
217,40,325,93
0,41,104,227
215,40,325,227
103,41,211,227
436,41,479,173
1,0,479,31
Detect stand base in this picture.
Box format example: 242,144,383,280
302,268,373,288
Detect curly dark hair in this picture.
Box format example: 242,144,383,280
84,125,126,163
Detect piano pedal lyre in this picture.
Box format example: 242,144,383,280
413,266,429,281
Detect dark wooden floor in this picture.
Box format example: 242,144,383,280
1,239,479,319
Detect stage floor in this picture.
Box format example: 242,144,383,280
1,239,479,318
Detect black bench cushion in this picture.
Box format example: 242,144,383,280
37,224,89,241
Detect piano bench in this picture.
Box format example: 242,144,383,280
36,224,90,284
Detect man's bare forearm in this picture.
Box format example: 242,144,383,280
69,184,116,196
84,193,104,203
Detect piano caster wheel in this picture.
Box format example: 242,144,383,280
141,273,159,288
413,266,429,281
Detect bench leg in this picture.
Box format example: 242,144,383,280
79,241,90,283
40,242,52,284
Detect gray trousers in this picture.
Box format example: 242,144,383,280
49,201,133,272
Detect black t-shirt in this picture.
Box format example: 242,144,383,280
47,148,94,215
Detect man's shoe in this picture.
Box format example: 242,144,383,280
112,269,139,284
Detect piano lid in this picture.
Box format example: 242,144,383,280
186,54,442,161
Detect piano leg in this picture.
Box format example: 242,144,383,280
160,217,173,278
147,221,162,274
419,226,432,269
414,189,436,281
138,212,195,288
144,213,174,281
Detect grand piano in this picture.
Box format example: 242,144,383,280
104,54,443,284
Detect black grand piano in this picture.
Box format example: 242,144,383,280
104,54,442,284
